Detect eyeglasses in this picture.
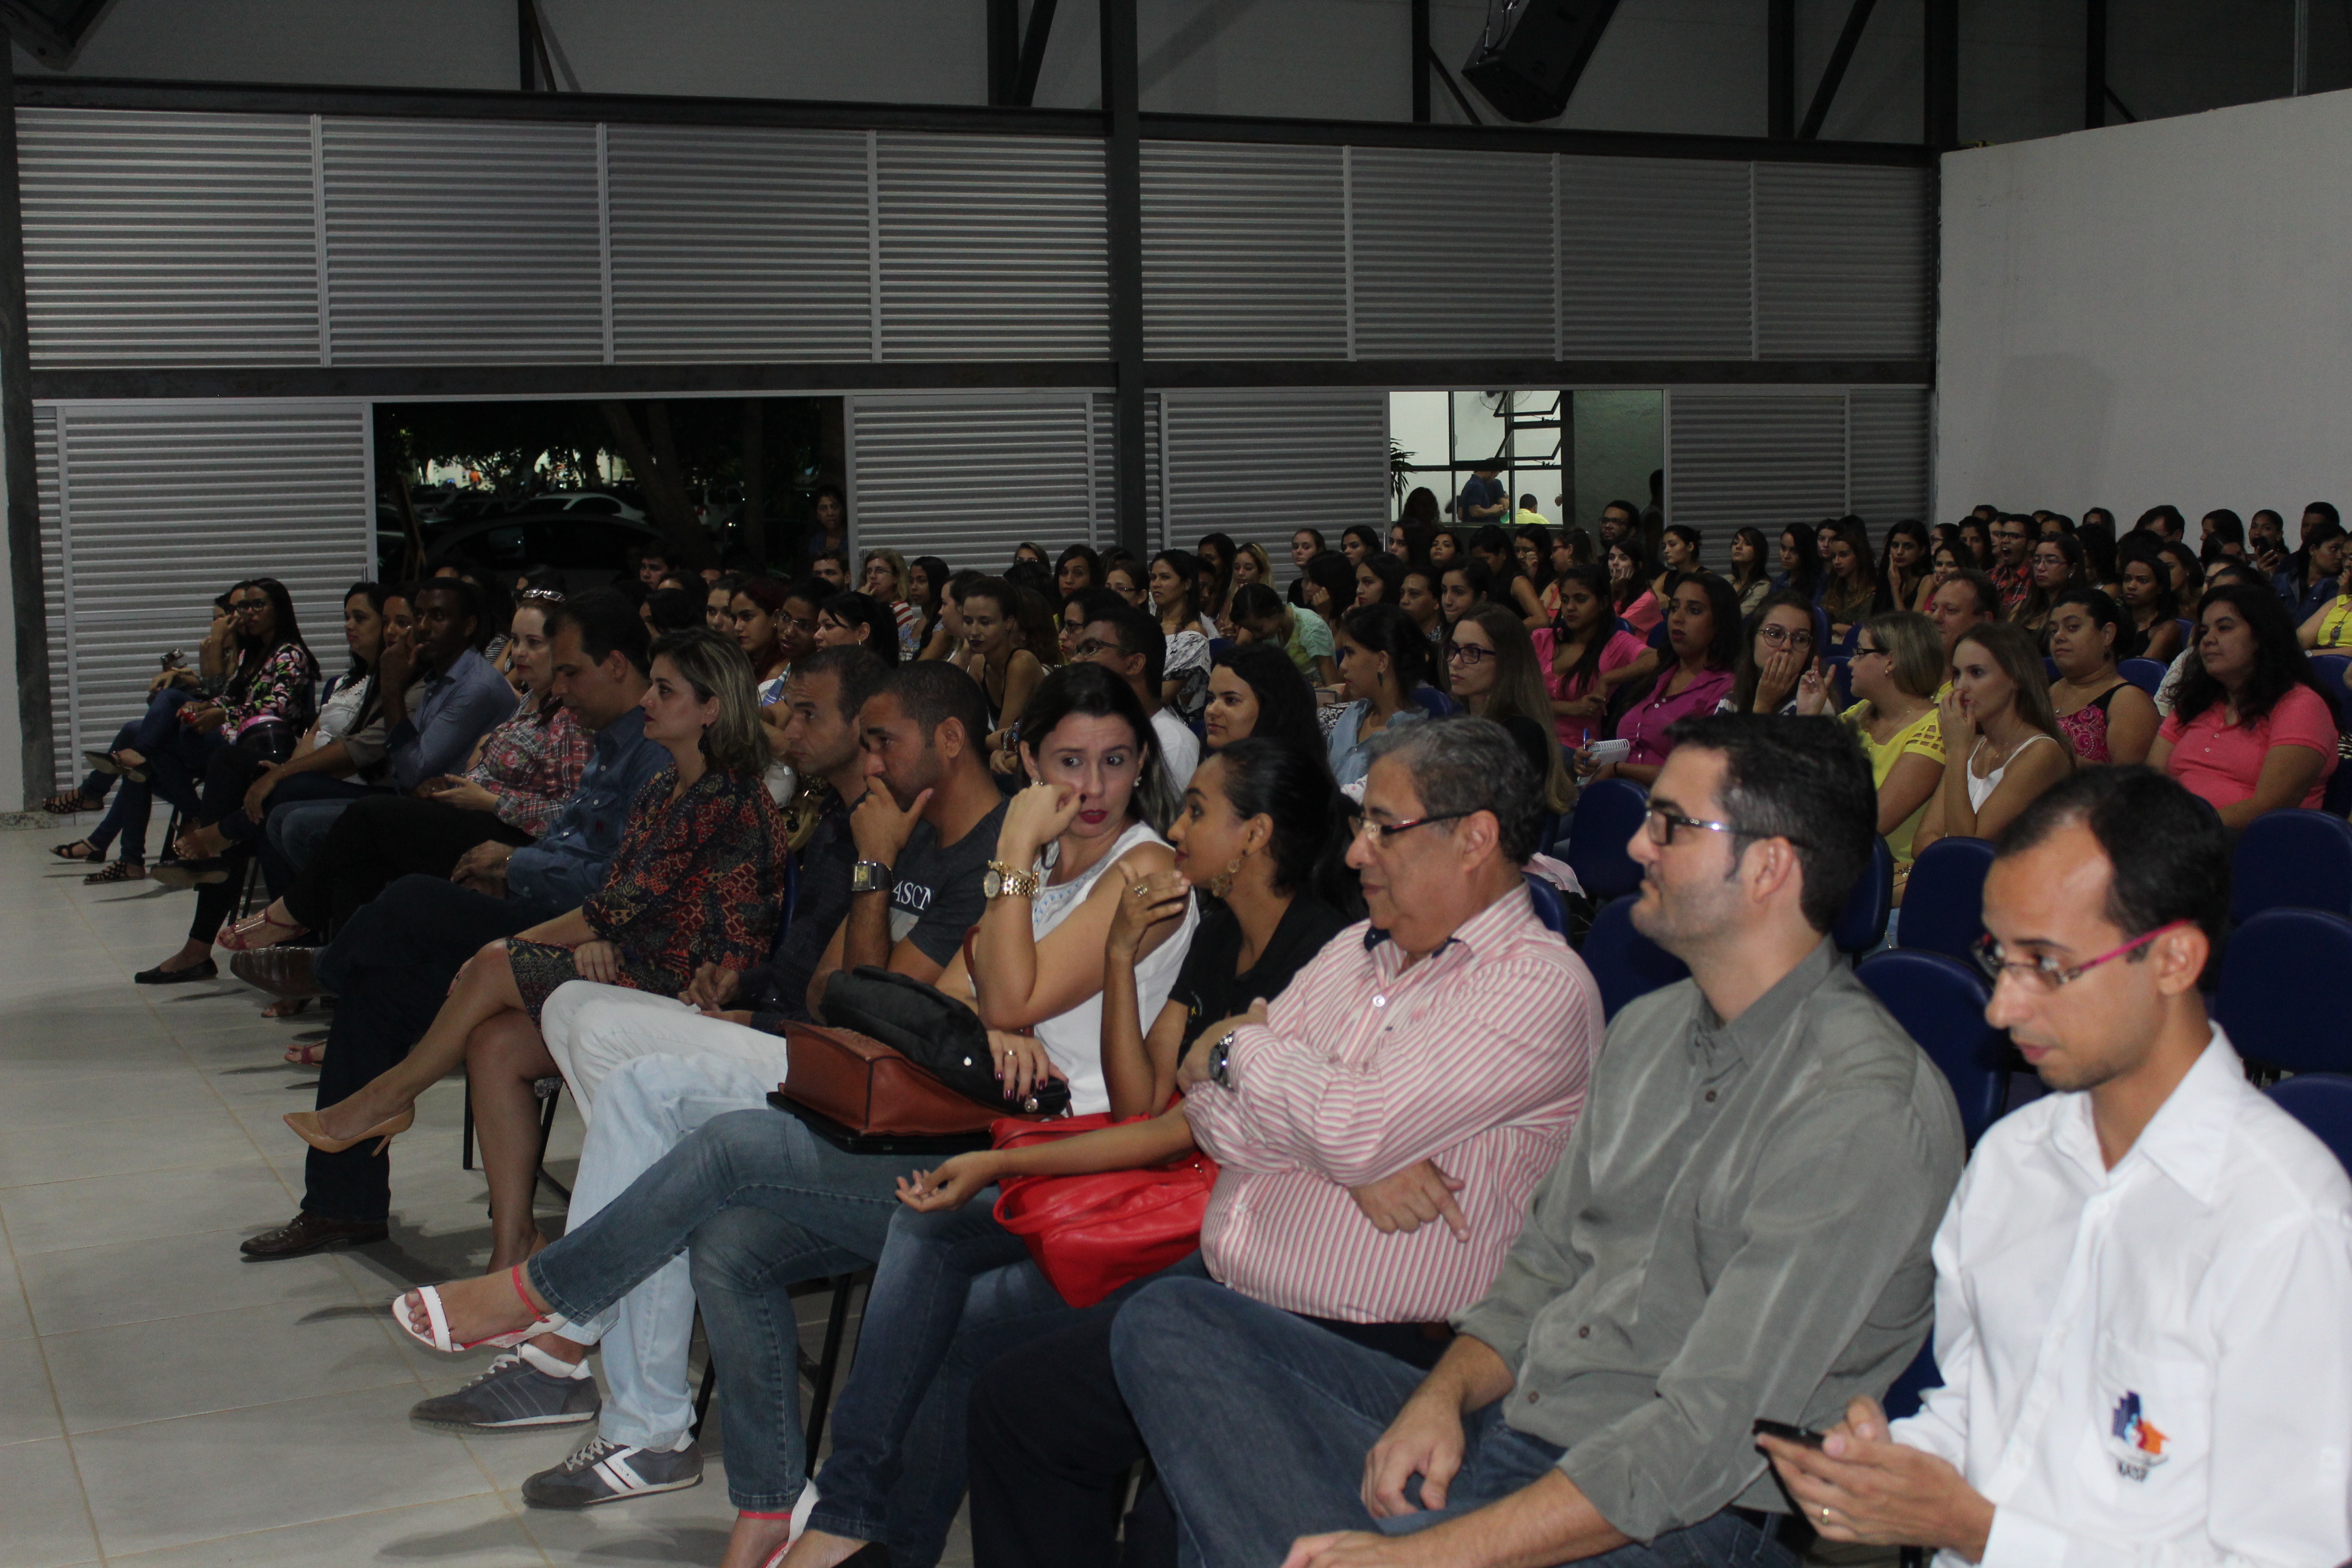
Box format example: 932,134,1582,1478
1643,802,1809,849
1443,642,1494,666
1852,642,1886,660
1071,637,1124,660
1352,810,1469,843
231,600,269,615
1754,624,1814,648
1971,921,2189,992
518,587,565,603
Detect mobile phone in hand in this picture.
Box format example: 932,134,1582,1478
1751,1418,1827,1449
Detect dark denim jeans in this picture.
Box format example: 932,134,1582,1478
524,1107,907,1511
82,687,199,859
1113,1277,1803,1568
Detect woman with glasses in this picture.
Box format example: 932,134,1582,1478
2149,582,2338,827
1580,573,1740,787
2046,588,2159,765
1913,621,2074,854
1532,564,1654,751
1720,589,1820,716
1801,610,1944,881
2015,533,2089,650
1324,602,1435,791
1446,604,1576,814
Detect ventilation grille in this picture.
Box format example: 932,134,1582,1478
1754,165,1934,360
1848,389,1931,524
1350,147,1553,359
1141,142,1349,361
1667,391,1851,543
1160,390,1389,576
1558,157,1753,359
848,395,1100,569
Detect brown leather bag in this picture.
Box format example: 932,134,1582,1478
772,1022,1047,1156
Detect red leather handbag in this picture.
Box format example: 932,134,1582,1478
989,1113,1219,1309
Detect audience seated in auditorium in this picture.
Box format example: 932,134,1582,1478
2046,588,2159,765
1533,564,1654,751
1725,526,1772,617
1606,538,1661,637
2116,543,2185,663
2014,532,2089,649
1227,581,1339,687
2149,581,2338,826
1765,766,2352,1566
958,576,1045,770
1327,603,1439,790
1803,610,1944,879
1581,572,1740,787
1120,713,1959,1568
860,548,924,661
1066,589,1199,791
1988,514,2035,612
2278,516,2347,625
383,663,1185,1530
1914,621,2074,853
237,592,667,1261
1874,520,1931,617
1819,517,1877,641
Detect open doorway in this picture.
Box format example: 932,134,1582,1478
1388,389,1663,540
372,396,843,587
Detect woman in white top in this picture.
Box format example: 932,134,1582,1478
931,662,1195,1116
1914,619,2073,854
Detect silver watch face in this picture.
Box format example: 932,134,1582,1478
983,868,1003,898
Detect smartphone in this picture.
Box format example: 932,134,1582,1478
1751,1418,1827,1449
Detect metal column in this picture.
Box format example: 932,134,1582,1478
1101,0,1147,559
0,53,49,800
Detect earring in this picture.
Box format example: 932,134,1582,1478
1205,854,1245,900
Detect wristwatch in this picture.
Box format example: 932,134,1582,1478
850,860,893,896
1208,1030,1238,1090
983,860,1041,900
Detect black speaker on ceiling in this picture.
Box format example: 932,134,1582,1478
0,0,114,65
1461,0,1622,124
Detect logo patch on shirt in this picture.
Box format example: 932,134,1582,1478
2108,1391,2169,1480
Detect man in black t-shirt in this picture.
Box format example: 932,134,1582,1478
1456,464,1509,524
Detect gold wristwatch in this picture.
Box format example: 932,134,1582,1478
983,860,1041,900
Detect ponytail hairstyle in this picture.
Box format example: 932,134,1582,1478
1207,736,1364,919
1340,600,1437,694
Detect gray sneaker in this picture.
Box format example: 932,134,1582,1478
411,1345,601,1433
521,1434,703,1509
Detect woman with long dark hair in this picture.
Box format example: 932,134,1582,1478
1149,549,1215,720
1326,602,1437,789
1607,537,1661,636
2046,587,2159,766
1875,520,1931,617
1957,515,1995,572
1426,525,1468,570
1447,603,1576,813
2115,545,2184,664
1651,525,1703,607
1583,572,1740,787
815,589,904,669
1354,550,1406,608
1727,526,1772,617
2015,532,2089,648
1819,518,1878,641
2151,583,2338,826
909,554,951,653
1339,525,1382,566
1202,640,1326,756
1722,589,1821,717
1531,563,1653,751
1776,523,1825,603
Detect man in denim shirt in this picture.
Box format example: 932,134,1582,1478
241,593,666,1260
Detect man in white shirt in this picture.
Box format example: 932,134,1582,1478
1762,766,2352,1567
1070,589,1198,793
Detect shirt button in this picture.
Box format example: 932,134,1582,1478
1525,1390,1541,1404
1372,996,1386,1008
1577,1325,1590,1338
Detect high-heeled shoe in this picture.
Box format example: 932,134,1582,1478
284,1105,414,1156
219,909,307,953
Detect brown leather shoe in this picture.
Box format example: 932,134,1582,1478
230,946,323,1001
241,1211,388,1260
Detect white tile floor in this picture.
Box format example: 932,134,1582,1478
0,821,947,1568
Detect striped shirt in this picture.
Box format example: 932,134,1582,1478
1181,882,1601,1324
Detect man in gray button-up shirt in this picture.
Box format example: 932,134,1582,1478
1127,715,1963,1568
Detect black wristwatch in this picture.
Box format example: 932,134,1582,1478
1208,1030,1237,1090
850,859,892,896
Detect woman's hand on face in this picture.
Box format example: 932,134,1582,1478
571,939,621,985
987,1029,1062,1105
896,1152,998,1212
1108,866,1191,957
1757,646,1804,708
1002,779,1082,862
1794,659,1829,717
1938,683,1972,738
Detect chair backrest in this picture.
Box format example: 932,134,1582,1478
2041,656,2059,684
2215,907,2352,1077
1565,777,1648,901
1831,836,1894,955
1408,685,1461,719
1207,637,1233,659
2309,653,2352,731
1897,836,1996,962
2174,617,2194,649
1646,616,1671,651
2266,1074,2352,1177
2117,657,2166,698
1523,873,1571,940
1580,894,1689,1019
1856,949,2008,1149
2232,809,2352,922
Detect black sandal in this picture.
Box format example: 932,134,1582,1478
42,791,99,815
50,839,98,861
84,861,144,885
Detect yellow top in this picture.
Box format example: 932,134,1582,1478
1843,699,1945,866
2314,595,2352,650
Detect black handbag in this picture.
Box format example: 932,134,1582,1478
817,965,1072,1117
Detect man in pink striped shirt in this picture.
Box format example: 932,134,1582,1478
963,717,1602,1567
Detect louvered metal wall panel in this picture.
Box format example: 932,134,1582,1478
875,135,1108,361
321,119,604,365
36,408,66,785
1666,392,1850,556
35,402,372,789
19,109,322,370
847,395,1099,570
1350,148,1552,359
607,125,872,363
1160,391,1388,574
1753,165,1933,360
1848,389,1931,525
1141,142,1349,361
1557,157,1752,359
1090,393,1164,553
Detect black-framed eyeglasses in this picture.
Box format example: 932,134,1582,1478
1352,810,1470,843
1755,624,1814,648
1852,641,1886,660
1643,802,1809,849
1443,642,1494,666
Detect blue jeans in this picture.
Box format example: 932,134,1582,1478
82,689,199,859
808,1198,1169,1564
524,1108,907,1509
266,787,368,877
1113,1277,1802,1568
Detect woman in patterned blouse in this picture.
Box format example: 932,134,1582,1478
287,627,786,1257
103,576,318,787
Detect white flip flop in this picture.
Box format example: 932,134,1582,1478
756,1480,822,1566
393,1268,568,1354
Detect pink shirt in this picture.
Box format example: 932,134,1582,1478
1533,627,1648,749
1619,666,1736,768
1619,591,1661,637
2159,684,2338,811
1181,884,1601,1324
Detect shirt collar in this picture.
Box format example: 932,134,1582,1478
2055,1025,2240,1203
1362,878,1536,960
1692,934,1842,1065
589,707,648,761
